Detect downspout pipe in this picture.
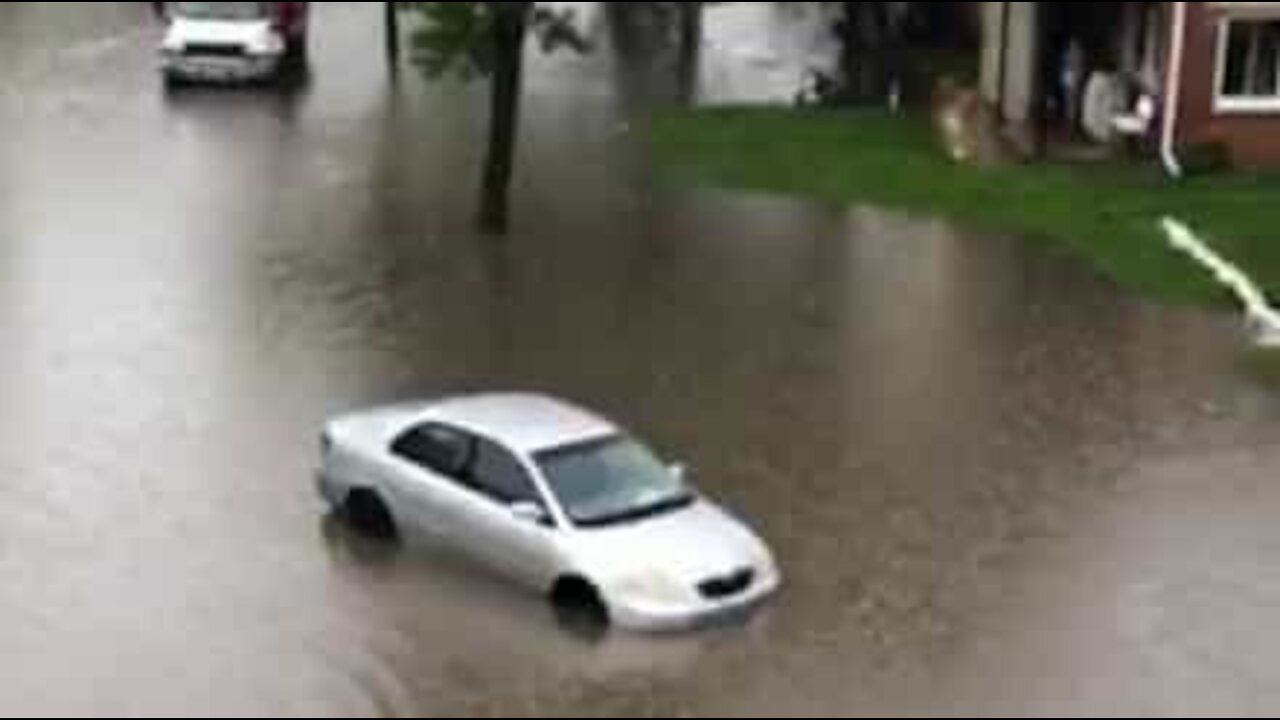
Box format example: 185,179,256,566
1162,2,1188,178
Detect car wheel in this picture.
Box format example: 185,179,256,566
162,71,185,92
344,489,398,542
285,37,309,67
552,577,610,640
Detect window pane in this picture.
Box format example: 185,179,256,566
393,426,469,478
1224,23,1252,96
1262,22,1280,95
424,428,470,476
537,437,691,527
1222,20,1280,98
472,440,539,505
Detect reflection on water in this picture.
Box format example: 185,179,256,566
604,0,840,107
697,1,839,105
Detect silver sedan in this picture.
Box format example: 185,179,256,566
316,394,780,633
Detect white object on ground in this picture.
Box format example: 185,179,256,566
1162,217,1280,348
1083,71,1125,143
1113,95,1157,138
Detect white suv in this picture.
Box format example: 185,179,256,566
160,2,307,86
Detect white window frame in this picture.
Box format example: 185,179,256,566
1215,9,1280,115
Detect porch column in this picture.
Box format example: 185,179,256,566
981,3,1043,123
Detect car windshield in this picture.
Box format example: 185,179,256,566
172,2,269,21
536,437,693,528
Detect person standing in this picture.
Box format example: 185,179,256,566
1060,39,1086,134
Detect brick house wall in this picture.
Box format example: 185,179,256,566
1176,2,1280,168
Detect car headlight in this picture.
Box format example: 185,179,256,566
612,571,692,606
249,39,285,57
757,553,781,585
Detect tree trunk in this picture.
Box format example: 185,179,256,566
678,2,702,54
676,1,703,101
866,2,891,100
385,2,401,72
675,2,706,98
479,2,531,234
1030,1,1050,159
838,1,895,103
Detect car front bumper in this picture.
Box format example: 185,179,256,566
163,53,283,82
315,469,344,509
607,571,782,634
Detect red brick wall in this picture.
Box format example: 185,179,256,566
1176,2,1280,168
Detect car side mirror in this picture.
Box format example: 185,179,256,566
670,463,688,483
511,502,552,528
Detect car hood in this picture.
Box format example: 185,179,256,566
567,500,772,586
166,18,277,50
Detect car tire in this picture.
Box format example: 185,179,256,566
552,577,610,640
344,489,398,542
162,71,185,92
285,37,309,67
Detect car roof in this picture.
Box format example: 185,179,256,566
422,394,620,454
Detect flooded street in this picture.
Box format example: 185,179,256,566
1,3,1279,716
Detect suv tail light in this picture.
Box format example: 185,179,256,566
273,3,299,32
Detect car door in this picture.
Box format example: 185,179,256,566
380,423,474,542
453,436,563,590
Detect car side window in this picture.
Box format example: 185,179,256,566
392,424,470,479
470,438,543,508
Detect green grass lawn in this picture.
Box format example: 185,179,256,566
650,108,1280,306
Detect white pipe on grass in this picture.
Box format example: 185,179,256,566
1162,217,1280,348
